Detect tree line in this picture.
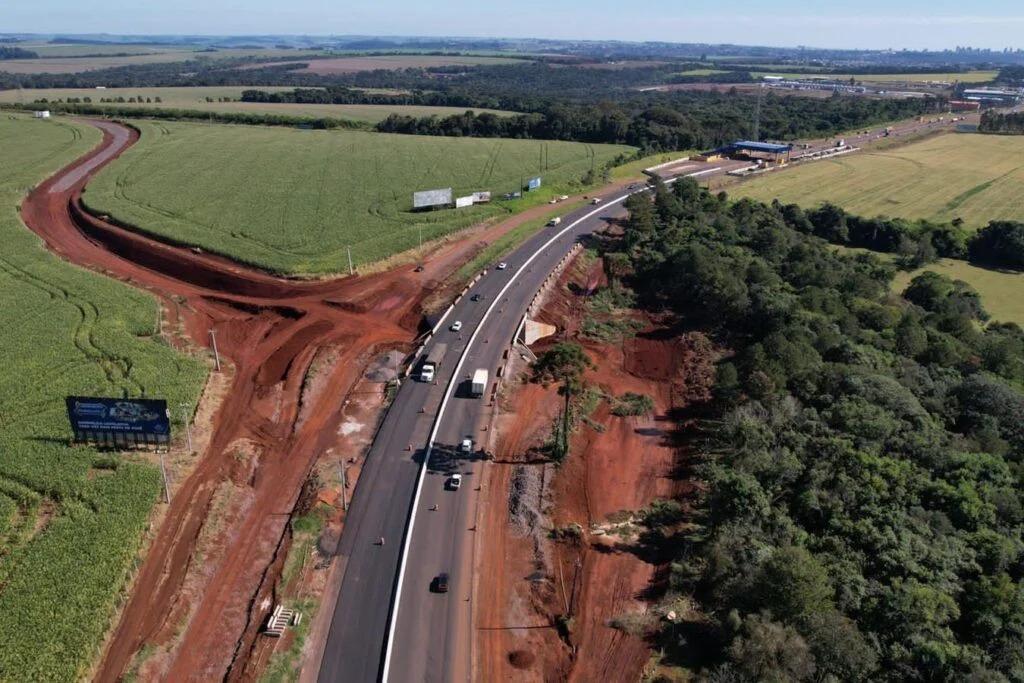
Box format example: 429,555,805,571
0,46,38,60
607,177,1024,681
980,110,1024,134
782,201,1024,271
373,93,938,152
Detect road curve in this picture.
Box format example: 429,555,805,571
317,113,964,683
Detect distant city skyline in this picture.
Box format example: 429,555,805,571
5,1,1024,51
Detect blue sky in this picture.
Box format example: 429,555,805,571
6,1,1024,50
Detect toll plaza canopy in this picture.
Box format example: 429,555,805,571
731,140,793,154
723,140,793,163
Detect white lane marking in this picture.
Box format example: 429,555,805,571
381,170,697,681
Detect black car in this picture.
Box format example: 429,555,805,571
432,572,450,593
471,293,483,302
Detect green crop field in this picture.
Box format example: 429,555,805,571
0,115,206,680
0,87,502,123
736,133,1024,228
84,120,635,275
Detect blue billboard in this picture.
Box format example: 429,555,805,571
526,176,542,191
65,396,171,447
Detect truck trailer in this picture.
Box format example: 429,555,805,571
470,369,488,397
420,343,447,382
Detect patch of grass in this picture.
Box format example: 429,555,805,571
453,200,586,283
0,115,207,681
892,258,1024,326
673,69,729,77
611,150,694,181
832,244,1024,327
84,121,635,276
259,597,317,683
611,392,656,417
735,133,1024,229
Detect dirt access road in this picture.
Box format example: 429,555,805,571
18,118,484,681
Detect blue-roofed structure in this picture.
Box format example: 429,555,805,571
732,140,793,154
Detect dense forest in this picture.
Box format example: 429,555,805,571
609,179,1024,680
980,110,1024,134
0,47,38,60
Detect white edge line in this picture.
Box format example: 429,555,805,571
381,173,692,681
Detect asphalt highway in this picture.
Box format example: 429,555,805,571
318,189,640,683
317,114,960,683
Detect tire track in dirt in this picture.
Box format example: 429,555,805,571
18,119,448,682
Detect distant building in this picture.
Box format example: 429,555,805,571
33,110,50,119
962,88,1023,106
949,100,982,112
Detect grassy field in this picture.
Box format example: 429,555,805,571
672,69,729,77
736,133,1024,228
84,120,633,275
0,115,206,680
0,87,515,124
833,245,1024,326
893,259,1024,326
753,70,998,83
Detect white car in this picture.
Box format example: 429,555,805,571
460,437,473,453
496,262,508,270
559,194,569,201
449,473,463,490
591,197,602,205
450,320,462,332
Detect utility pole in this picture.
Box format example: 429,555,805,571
209,328,221,372
158,450,170,503
418,225,423,250
180,403,193,453
752,83,765,142
347,246,354,276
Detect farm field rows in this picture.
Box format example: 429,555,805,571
0,47,330,73
0,87,505,123
736,133,1024,228
0,115,207,680
84,120,634,275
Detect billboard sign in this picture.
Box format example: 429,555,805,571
526,176,542,191
65,396,171,447
471,191,491,204
455,195,474,209
412,187,453,210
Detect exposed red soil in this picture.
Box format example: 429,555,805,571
476,252,715,682
17,118,535,682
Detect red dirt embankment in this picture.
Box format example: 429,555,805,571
18,119,493,681
476,253,714,681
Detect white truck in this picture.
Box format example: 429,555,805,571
420,343,447,382
470,369,488,397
